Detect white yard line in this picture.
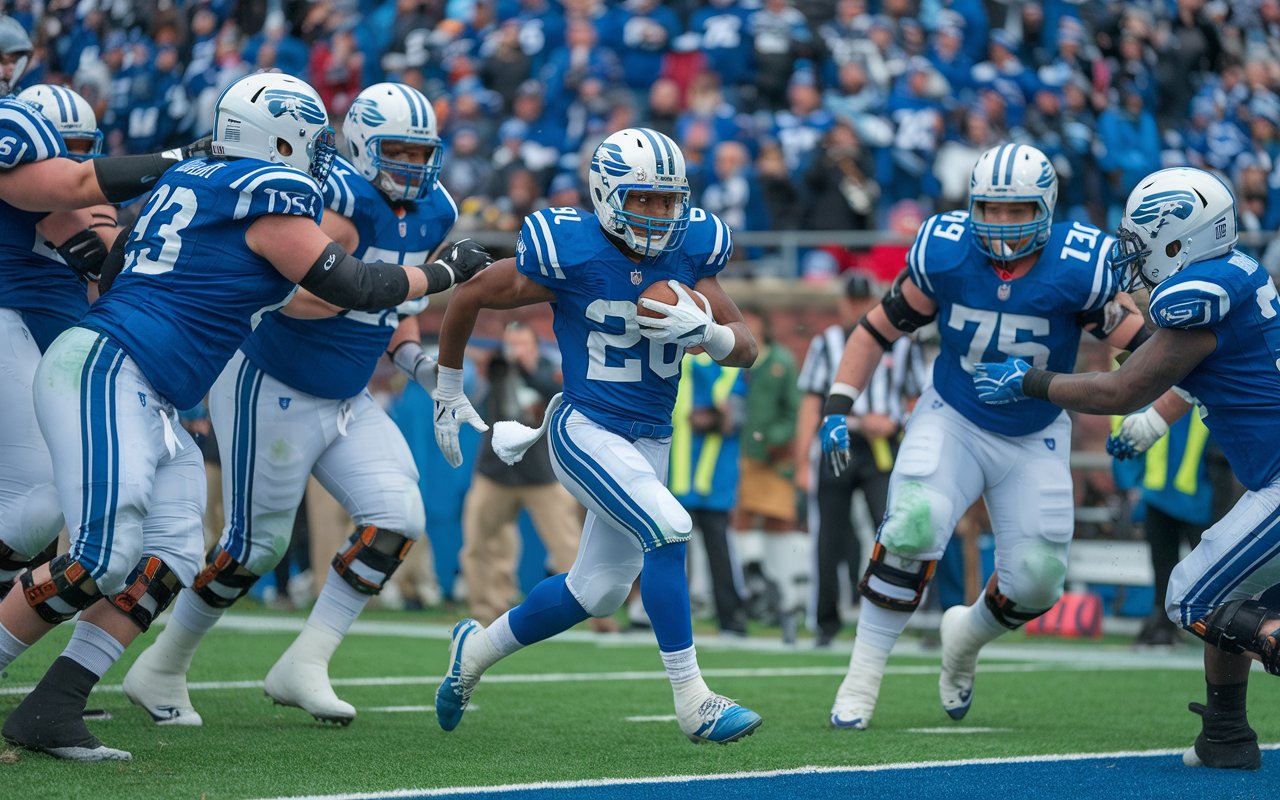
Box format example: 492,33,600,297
247,745,1280,800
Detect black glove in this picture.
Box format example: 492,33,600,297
181,135,214,160
55,229,109,281
436,238,492,284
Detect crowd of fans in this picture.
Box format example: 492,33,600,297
23,0,1280,247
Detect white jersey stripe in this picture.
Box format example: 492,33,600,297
1153,279,1232,319
533,212,565,280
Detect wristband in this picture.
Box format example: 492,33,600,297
823,382,860,416
702,322,735,361
436,364,464,396
1022,368,1057,400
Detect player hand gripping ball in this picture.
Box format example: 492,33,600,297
636,280,715,348
972,357,1032,404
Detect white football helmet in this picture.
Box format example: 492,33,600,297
1112,167,1237,290
588,127,691,258
211,72,336,183
17,84,102,161
343,82,443,202
0,16,31,97
968,143,1058,261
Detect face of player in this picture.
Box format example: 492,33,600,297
64,138,95,158
623,190,680,224
0,51,24,85
975,200,1038,256
379,139,437,198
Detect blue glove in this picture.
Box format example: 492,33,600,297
820,413,851,476
972,357,1033,405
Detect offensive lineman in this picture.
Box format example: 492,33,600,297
430,128,764,743
820,144,1149,730
975,167,1280,771
125,82,457,727
0,72,487,761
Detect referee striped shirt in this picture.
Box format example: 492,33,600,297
797,325,927,425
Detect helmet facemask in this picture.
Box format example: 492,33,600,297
1110,223,1153,291
605,185,691,258
365,137,443,202
969,197,1052,261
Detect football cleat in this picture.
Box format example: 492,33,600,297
123,643,203,727
830,668,883,730
1182,702,1262,770
678,693,762,744
3,700,130,761
939,605,978,720
264,644,356,725
435,618,482,732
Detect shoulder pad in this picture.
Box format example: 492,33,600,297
0,99,67,167
1149,273,1233,330
322,157,361,218
907,211,970,298
228,165,323,222
683,208,733,278
516,207,592,286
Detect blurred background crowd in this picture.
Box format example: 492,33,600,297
22,0,1280,261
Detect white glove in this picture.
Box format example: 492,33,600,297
1113,406,1169,458
430,366,488,468
636,281,735,359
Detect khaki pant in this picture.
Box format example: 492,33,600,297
461,475,583,625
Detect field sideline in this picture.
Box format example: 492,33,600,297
1,608,1276,800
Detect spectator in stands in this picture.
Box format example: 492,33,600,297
542,15,621,121
598,0,680,101
816,0,869,88
802,118,877,231
676,71,750,156
1097,83,1162,223
883,58,945,209
1154,0,1222,128
671,353,749,637
926,22,973,98
510,0,566,74
642,77,682,140
748,0,813,111
687,0,755,105
480,20,533,114
970,29,1035,128
703,140,769,232
440,124,494,205
933,107,996,211
462,322,584,627
825,59,886,125
755,139,802,230
773,66,834,175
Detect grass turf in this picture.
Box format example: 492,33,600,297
1,607,1273,800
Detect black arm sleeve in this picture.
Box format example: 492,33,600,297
96,227,130,293
298,242,414,312
92,152,180,204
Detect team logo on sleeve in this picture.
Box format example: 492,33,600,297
262,89,327,126
1129,190,1197,235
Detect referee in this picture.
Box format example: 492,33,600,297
795,273,926,646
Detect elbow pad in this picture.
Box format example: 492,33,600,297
56,229,108,281
881,270,936,333
299,242,411,312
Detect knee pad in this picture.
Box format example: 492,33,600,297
332,526,412,596
1193,599,1280,675
983,574,1055,630
111,556,182,631
20,553,102,623
0,539,57,595
192,546,261,608
1002,543,1069,610
653,492,693,542
858,543,936,612
566,563,640,617
879,480,952,558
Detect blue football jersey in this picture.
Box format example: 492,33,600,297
1149,249,1280,490
909,211,1118,436
0,98,89,351
517,206,733,437
239,155,458,399
82,157,323,409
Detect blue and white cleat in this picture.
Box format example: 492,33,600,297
678,694,762,744
939,605,977,720
830,660,883,730
435,619,481,732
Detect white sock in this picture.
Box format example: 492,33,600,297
0,621,30,671
952,600,1009,653
62,620,125,679
170,588,226,636
308,568,371,637
663,645,712,707
853,602,914,653
464,612,522,676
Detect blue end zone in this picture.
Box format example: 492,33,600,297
381,751,1276,800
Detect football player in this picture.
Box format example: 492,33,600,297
124,82,458,727
430,128,764,743
820,144,1149,730
975,167,1280,771
0,72,486,761
0,82,120,599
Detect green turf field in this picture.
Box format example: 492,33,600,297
1,606,1274,799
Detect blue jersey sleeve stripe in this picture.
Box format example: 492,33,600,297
0,106,59,163
521,217,550,277
1153,279,1232,320
532,211,566,279
1084,237,1113,311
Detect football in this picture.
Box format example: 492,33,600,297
636,279,692,318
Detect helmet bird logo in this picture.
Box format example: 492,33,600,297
262,89,327,126
1129,190,1197,235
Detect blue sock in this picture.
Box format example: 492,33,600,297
507,573,590,646
641,542,693,652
